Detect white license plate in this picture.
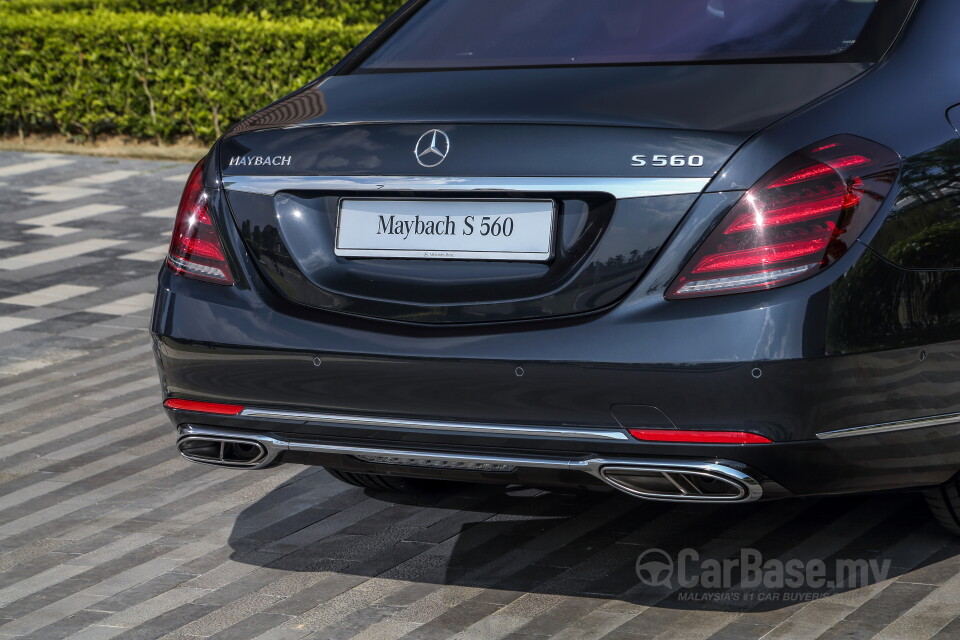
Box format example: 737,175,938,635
335,199,555,261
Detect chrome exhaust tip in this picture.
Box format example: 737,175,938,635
599,464,762,503
177,435,269,468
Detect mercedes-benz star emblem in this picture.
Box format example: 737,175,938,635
415,129,451,168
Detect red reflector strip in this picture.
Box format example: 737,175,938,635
629,429,773,444
163,399,244,415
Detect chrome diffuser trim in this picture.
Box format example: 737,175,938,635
221,175,711,201
176,425,763,503
239,407,631,441
816,412,960,440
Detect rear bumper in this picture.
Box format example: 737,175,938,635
160,401,960,500
152,245,960,500
152,259,960,440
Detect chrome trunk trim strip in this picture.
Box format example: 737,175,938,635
816,412,960,440
221,175,712,200
239,407,631,441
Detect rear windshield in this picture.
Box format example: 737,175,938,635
359,0,911,71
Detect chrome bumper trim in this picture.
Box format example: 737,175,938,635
176,425,764,503
221,175,711,201
816,412,960,440
238,407,631,441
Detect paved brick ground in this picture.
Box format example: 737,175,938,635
1,151,960,639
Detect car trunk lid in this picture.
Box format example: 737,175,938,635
220,63,869,324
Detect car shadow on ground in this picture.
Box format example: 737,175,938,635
227,469,959,612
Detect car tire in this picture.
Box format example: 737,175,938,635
324,467,457,494
924,480,960,535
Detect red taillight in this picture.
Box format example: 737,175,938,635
167,160,235,285
163,399,244,415
667,135,899,299
628,429,772,444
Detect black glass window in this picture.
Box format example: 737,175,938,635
360,0,907,71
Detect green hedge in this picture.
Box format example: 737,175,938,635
0,0,406,24
0,10,377,142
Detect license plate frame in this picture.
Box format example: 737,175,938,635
335,198,557,262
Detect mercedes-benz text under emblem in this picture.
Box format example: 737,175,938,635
415,129,451,168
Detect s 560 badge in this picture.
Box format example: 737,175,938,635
632,154,705,168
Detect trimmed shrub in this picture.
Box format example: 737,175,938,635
0,10,376,143
1,0,103,12
0,0,406,24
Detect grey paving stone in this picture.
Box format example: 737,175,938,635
396,599,505,639
510,597,607,638
19,608,110,640
375,582,445,610
86,572,198,614
929,615,960,640
703,621,776,640
0,576,94,620
816,582,942,640
0,543,181,619
266,574,369,617
110,602,215,640
206,612,295,640
193,568,291,607
306,604,405,640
